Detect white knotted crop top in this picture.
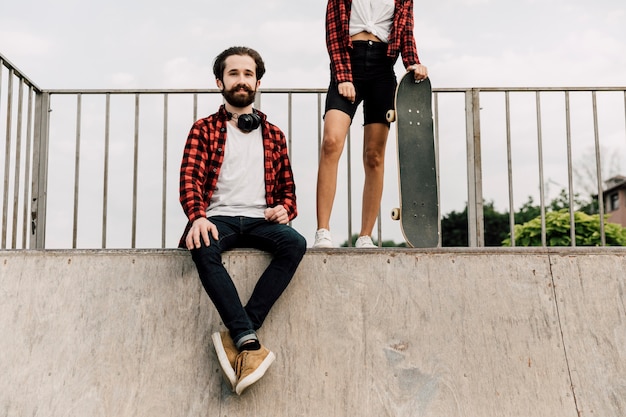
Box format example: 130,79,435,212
348,0,395,43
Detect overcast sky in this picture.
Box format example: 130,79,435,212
2,0,625,90
2,0,626,248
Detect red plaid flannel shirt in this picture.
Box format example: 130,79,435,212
178,105,297,247
326,0,421,83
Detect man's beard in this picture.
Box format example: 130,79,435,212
222,84,256,108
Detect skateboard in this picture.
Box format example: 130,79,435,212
387,73,439,248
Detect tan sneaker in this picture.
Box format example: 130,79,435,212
234,344,276,395
211,331,239,391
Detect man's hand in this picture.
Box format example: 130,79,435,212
338,81,356,104
185,217,219,250
410,64,428,81
265,205,289,224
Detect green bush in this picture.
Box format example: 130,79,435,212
503,209,626,246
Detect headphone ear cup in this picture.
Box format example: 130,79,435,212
251,113,262,129
237,112,262,132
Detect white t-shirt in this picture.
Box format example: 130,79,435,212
349,0,395,43
207,123,266,218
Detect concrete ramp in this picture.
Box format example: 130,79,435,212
1,248,625,417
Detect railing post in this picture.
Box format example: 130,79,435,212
29,92,50,249
1,69,13,249
465,89,484,247
592,91,606,246
254,90,261,110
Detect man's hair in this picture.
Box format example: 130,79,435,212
213,46,266,81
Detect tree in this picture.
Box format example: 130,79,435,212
573,145,621,202
441,207,468,246
441,200,509,247
548,188,598,214
503,209,626,246
515,196,541,224
441,190,603,247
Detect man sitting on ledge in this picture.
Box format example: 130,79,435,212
178,46,306,395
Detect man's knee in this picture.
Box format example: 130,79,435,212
190,240,222,267
293,232,307,256
281,228,307,258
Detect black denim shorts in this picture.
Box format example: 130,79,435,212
325,40,397,125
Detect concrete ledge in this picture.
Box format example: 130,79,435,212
1,248,625,417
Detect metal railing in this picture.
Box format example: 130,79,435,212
0,54,46,249
2,52,626,249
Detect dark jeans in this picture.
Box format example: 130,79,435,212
190,216,306,345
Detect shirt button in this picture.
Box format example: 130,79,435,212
217,148,222,153
220,128,226,132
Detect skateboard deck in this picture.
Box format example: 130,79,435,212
388,73,439,247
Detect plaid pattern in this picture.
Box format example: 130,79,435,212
178,105,297,247
326,0,420,83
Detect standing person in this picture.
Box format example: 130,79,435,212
313,0,428,248
179,46,306,395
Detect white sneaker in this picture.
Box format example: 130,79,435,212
355,235,377,248
313,228,333,248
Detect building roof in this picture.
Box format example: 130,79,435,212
604,175,626,193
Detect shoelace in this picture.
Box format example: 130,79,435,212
235,351,248,378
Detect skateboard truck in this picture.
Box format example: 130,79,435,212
387,108,423,124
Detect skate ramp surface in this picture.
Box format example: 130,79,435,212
1,248,625,417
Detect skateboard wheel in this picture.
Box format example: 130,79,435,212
391,208,400,220
386,109,396,123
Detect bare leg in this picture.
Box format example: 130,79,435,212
316,110,352,230
360,122,390,237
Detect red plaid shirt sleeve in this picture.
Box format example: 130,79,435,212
263,122,298,220
326,0,353,83
326,0,421,83
388,0,420,69
179,114,223,226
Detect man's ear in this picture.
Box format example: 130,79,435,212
216,79,224,90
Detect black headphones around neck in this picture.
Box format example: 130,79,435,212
227,109,262,133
